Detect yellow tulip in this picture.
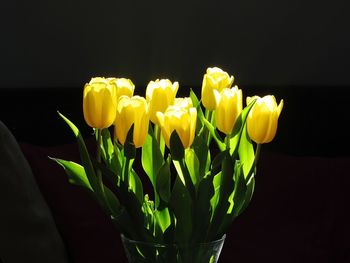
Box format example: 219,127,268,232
215,86,243,135
173,97,193,109
107,78,135,99
114,96,149,148
246,95,284,144
146,79,179,124
83,77,117,129
156,106,197,149
201,67,234,110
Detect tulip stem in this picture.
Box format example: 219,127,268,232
96,129,105,198
123,158,130,189
254,144,261,167
155,125,161,143
205,110,213,146
225,136,230,150
96,128,102,177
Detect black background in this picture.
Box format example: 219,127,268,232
2,0,350,88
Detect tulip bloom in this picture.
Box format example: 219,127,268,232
215,86,243,135
83,77,117,129
246,95,284,144
114,96,149,148
173,97,193,109
146,79,179,124
201,67,234,110
156,106,197,149
107,78,135,100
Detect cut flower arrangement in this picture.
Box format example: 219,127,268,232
53,67,284,263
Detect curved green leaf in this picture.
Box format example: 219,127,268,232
101,128,122,176
192,135,211,181
169,176,192,243
129,169,144,204
154,208,171,233
185,149,200,186
142,125,164,188
207,151,235,240
193,172,215,242
238,125,255,178
58,112,99,192
230,99,256,156
156,159,171,204
170,131,184,160
200,117,225,151
50,158,92,190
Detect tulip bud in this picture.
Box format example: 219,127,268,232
83,77,117,129
215,86,243,135
146,79,179,124
246,95,284,144
114,96,149,148
201,67,234,110
107,78,135,99
156,106,197,149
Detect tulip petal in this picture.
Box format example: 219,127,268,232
277,99,284,116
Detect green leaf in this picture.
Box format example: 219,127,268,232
142,125,164,189
156,159,171,204
208,151,230,215
101,128,122,176
230,99,256,156
218,164,255,237
129,169,144,204
185,149,200,186
93,160,152,241
200,117,225,151
100,128,112,163
170,131,184,160
236,175,255,217
58,112,99,192
154,208,171,234
169,176,192,243
210,172,221,218
211,150,229,171
52,157,123,218
92,159,119,188
50,158,92,190
142,194,155,231
207,151,235,240
124,125,136,159
192,136,211,180
217,162,246,235
232,162,248,216
172,159,196,200
103,185,123,217
238,125,255,178
170,131,196,199
192,172,215,242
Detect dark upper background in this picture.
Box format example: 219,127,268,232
1,0,350,155
2,0,350,87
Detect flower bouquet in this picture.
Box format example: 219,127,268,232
53,67,283,263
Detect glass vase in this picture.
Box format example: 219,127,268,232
121,234,226,263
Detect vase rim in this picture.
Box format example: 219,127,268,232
120,234,226,248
